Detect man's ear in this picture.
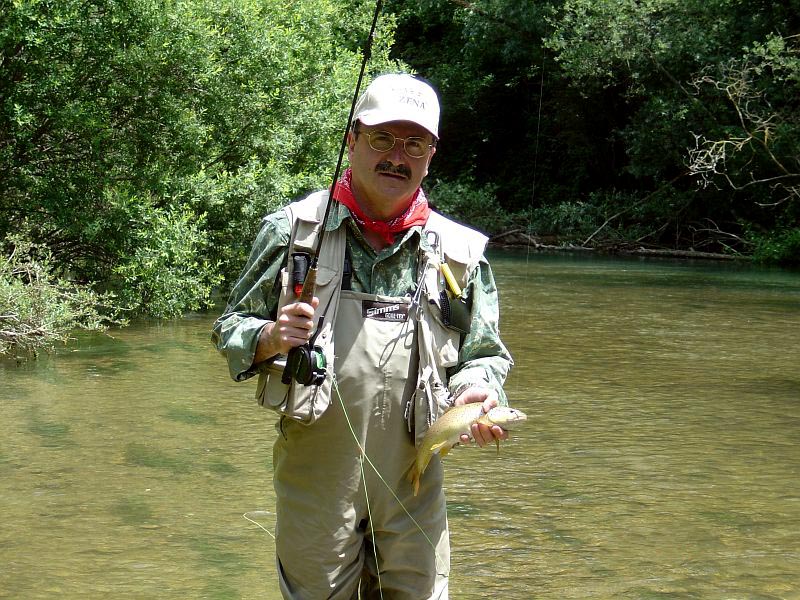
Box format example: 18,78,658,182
422,145,436,176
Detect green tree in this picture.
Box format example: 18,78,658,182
688,34,800,263
390,0,799,255
388,0,556,214
545,0,799,254
1,0,397,324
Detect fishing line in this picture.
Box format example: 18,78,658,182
332,375,446,575
526,49,546,265
242,510,276,540
358,454,384,599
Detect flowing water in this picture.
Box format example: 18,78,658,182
1,251,799,599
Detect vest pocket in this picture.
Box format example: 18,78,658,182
421,260,462,369
426,303,462,367
254,265,339,424
409,363,452,447
255,359,333,424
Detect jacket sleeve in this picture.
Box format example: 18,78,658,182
211,211,290,382
446,257,514,405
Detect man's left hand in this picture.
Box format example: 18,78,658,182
452,387,509,448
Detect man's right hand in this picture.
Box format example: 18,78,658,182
255,297,320,363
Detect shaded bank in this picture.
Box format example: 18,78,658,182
490,230,745,262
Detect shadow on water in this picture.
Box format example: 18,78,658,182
2,253,799,599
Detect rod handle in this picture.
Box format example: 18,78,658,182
297,266,317,305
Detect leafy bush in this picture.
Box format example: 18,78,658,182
0,236,119,357
109,196,221,318
750,227,800,267
427,178,513,234
528,201,601,240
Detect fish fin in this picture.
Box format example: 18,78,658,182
495,438,500,455
408,453,433,497
439,444,452,458
430,440,450,454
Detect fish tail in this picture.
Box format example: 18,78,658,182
408,452,433,497
407,464,421,497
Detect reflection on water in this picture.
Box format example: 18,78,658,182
2,252,799,599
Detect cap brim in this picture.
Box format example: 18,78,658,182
356,110,438,138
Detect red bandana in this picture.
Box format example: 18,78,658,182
332,168,431,245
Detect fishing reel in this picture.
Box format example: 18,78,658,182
281,313,327,386
281,342,326,386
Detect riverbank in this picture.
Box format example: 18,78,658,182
490,229,746,261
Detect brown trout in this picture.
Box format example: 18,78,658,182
408,404,527,496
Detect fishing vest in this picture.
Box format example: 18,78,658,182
255,191,488,445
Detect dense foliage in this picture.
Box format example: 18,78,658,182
1,0,798,354
389,0,799,259
1,0,396,353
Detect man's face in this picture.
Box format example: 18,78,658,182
347,120,436,220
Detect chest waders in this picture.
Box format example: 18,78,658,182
259,193,486,600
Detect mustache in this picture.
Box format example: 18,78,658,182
375,161,411,179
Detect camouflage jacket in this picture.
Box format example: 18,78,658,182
211,198,513,402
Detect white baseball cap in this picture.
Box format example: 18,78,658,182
353,73,440,138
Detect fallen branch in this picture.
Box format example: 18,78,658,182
490,230,743,261
621,247,739,260
582,171,688,247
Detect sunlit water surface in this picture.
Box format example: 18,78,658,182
2,251,799,599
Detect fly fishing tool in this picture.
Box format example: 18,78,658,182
281,0,384,387
423,230,471,334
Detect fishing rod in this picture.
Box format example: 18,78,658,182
282,0,384,387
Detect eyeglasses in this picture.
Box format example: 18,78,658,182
364,130,434,159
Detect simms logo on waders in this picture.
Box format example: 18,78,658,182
362,300,409,322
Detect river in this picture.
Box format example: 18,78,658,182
2,250,799,599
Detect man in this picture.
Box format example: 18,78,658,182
212,73,512,599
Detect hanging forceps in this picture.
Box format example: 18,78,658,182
410,230,440,321
425,229,447,294
425,230,441,255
